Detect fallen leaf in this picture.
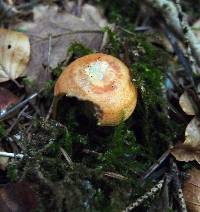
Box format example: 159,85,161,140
183,168,200,212
179,91,195,116
185,117,200,147
171,118,200,163
192,19,200,40
15,4,107,89
171,144,200,163
0,182,37,212
0,87,19,110
0,29,30,82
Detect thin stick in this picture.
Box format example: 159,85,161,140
47,33,52,74
46,96,60,121
144,0,200,66
60,147,73,167
170,158,187,212
0,92,40,120
33,30,103,41
123,178,165,212
5,105,28,136
142,150,170,180
104,172,128,181
174,0,197,75
11,79,24,88
0,151,24,159
0,0,18,18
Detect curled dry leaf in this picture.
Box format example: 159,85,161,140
171,118,200,163
0,29,30,82
183,168,200,212
179,91,195,116
171,144,200,164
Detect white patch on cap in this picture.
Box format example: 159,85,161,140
85,60,109,82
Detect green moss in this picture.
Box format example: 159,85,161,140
103,27,123,56
42,79,55,98
0,122,5,138
95,0,140,29
52,64,63,78
99,122,146,175
7,163,17,182
22,77,36,90
67,42,94,58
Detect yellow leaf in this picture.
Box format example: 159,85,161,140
179,91,195,116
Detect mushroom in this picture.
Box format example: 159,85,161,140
0,28,30,82
54,53,137,126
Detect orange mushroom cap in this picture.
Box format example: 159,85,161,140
54,53,137,126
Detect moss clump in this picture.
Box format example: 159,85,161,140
95,0,140,30
7,163,17,182
104,28,182,157
0,122,5,138
67,42,94,59
9,118,135,211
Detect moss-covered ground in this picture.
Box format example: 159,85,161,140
1,1,186,211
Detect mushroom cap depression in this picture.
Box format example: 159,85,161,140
0,28,30,82
54,53,137,126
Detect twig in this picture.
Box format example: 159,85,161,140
123,178,165,212
104,172,128,181
0,151,24,159
170,158,187,212
5,105,29,136
47,33,52,74
174,0,197,75
0,92,39,120
60,147,73,167
142,150,170,181
11,79,24,88
144,0,200,66
82,149,102,157
45,96,59,121
161,24,194,81
33,30,103,41
0,0,18,18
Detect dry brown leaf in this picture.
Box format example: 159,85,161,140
183,168,200,212
171,144,200,164
171,118,200,164
15,4,107,89
185,117,200,147
179,91,195,116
